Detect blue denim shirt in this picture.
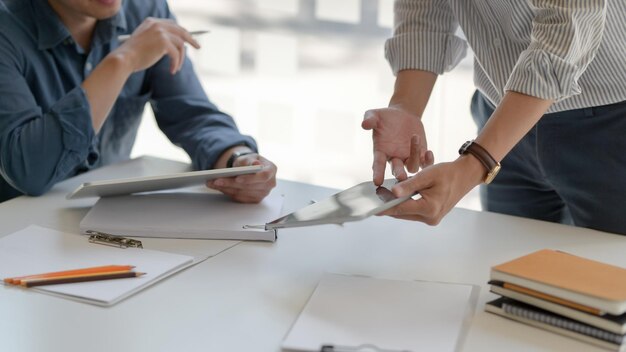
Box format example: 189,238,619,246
0,0,257,202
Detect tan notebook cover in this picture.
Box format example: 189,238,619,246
502,282,602,315
493,249,626,302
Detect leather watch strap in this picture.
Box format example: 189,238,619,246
459,140,501,184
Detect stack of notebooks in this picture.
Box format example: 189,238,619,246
486,249,626,351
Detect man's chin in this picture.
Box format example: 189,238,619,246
91,0,122,19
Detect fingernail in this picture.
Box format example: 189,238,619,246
214,179,224,186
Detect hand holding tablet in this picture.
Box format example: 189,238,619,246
67,165,263,199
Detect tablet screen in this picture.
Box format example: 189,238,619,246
266,179,413,229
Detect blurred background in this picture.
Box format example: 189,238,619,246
130,0,481,210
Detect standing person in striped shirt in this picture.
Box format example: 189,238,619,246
362,1,626,234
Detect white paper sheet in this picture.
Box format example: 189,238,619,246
79,190,283,241
282,273,477,352
0,226,194,306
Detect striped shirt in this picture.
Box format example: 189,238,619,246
385,0,626,113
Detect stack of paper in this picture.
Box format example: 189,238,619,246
486,249,626,351
0,226,196,306
79,191,283,241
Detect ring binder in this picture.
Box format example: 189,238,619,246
86,230,143,249
320,344,410,352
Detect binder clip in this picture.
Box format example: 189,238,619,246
86,231,143,249
320,344,410,352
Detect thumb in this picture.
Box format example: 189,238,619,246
361,111,379,130
392,172,431,198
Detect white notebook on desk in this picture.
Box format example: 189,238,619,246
282,273,478,352
0,226,196,307
79,190,283,242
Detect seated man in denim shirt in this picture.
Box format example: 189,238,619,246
0,0,277,203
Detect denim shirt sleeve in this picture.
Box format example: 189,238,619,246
0,38,94,196
148,2,257,171
148,58,257,171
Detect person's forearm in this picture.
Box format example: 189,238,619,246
389,69,438,117
475,91,554,162
82,53,133,132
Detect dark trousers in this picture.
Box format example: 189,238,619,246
470,91,626,235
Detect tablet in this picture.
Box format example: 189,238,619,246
66,165,263,199
265,179,415,230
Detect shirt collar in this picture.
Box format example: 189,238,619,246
32,0,127,50
32,0,71,50
93,6,127,46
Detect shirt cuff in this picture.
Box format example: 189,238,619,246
49,87,95,168
505,49,582,102
385,32,467,75
194,133,258,170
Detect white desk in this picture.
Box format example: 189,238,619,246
1,156,625,352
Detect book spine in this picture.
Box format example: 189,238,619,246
502,302,624,345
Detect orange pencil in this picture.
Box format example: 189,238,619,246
4,265,135,285
19,270,135,286
23,272,145,288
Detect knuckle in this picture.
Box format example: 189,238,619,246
425,217,441,226
157,30,169,41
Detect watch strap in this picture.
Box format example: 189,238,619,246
226,150,255,168
459,140,501,184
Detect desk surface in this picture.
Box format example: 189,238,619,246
1,156,625,352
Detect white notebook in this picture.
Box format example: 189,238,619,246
79,190,283,242
0,226,196,306
282,273,478,352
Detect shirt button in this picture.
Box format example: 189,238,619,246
87,152,99,165
85,62,93,71
493,38,501,47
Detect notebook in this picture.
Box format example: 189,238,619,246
282,273,478,352
489,281,626,334
491,249,626,315
79,190,283,242
486,298,626,352
0,226,198,306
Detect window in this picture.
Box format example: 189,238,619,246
131,0,481,210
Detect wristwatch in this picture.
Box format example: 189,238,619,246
459,140,501,184
226,150,255,168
